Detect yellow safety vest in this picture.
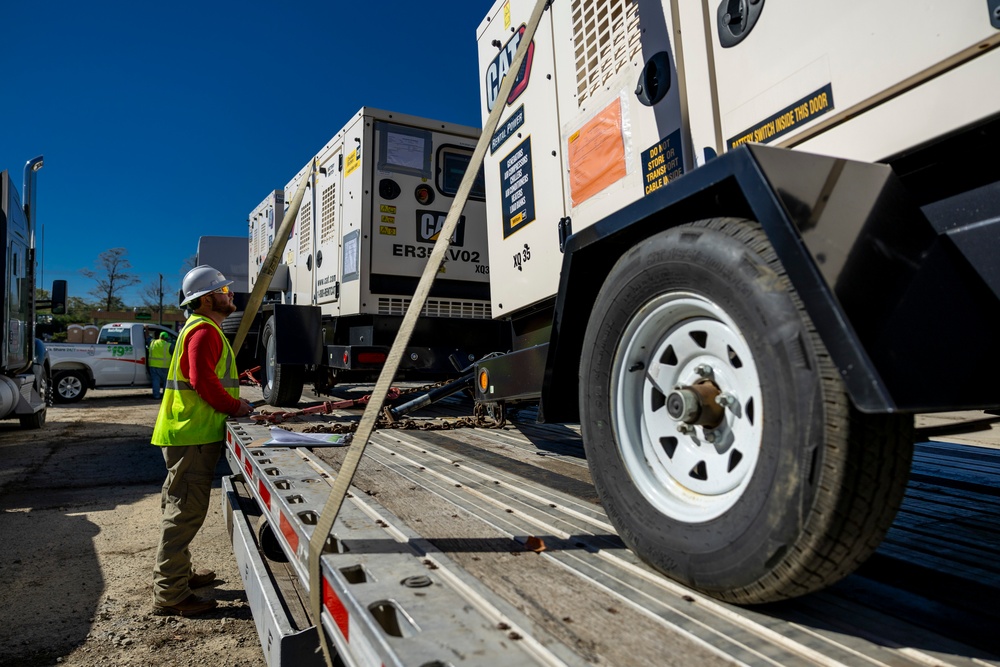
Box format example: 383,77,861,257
151,315,239,446
148,338,172,369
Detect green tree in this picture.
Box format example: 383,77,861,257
80,248,140,312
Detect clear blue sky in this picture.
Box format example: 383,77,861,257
1,1,494,308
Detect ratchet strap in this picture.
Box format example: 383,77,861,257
306,2,554,665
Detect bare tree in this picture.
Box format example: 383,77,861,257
80,248,141,312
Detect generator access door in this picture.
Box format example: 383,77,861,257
705,0,999,160
366,120,490,309
314,142,343,316
477,0,566,316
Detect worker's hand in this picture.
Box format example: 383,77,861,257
232,398,254,418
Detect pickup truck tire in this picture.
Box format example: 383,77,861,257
53,370,88,403
261,316,304,407
579,218,914,604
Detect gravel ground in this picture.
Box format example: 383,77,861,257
0,387,267,667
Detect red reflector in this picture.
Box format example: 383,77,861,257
322,577,350,640
279,512,298,552
358,352,387,364
343,351,349,365
258,479,271,510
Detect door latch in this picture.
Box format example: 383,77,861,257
558,217,573,253
717,0,765,48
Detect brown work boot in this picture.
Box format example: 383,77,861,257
153,594,217,617
188,568,217,588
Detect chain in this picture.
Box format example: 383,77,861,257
257,378,499,432
296,411,505,434
282,398,505,433
394,378,456,396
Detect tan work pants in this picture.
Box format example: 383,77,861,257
152,442,222,606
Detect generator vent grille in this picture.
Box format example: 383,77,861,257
298,199,312,255
320,182,337,245
378,297,492,320
255,214,264,258
572,0,641,105
249,217,259,260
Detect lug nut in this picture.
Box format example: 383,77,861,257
695,364,712,377
677,423,694,435
715,393,735,408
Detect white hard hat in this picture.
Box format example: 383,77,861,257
180,265,233,306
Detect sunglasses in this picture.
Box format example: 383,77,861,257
213,285,231,294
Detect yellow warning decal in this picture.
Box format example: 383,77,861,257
379,204,396,214
345,148,361,177
379,225,396,236
381,215,395,224
728,84,834,150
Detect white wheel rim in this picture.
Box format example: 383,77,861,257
611,292,763,522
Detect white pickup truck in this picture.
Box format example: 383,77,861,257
47,322,178,402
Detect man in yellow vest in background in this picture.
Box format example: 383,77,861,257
147,331,173,399
151,265,253,617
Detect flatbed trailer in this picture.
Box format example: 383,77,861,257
222,387,1000,666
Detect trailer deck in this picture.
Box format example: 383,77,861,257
225,385,1000,666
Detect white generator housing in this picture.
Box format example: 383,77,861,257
271,108,492,320
248,190,288,295
477,0,1000,316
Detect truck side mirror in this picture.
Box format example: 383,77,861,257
50,280,67,315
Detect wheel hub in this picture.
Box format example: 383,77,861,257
666,378,724,428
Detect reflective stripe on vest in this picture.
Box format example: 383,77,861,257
148,339,172,369
151,315,239,446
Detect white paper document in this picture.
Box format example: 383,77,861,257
266,428,351,446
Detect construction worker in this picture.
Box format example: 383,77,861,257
147,331,173,399
151,265,253,617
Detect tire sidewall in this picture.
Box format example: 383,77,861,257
581,222,825,592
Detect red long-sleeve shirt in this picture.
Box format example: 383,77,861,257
179,324,242,416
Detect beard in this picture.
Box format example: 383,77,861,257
211,295,237,317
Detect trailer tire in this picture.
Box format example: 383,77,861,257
579,218,913,604
53,370,88,403
261,316,304,407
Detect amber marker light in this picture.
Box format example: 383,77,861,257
478,369,490,393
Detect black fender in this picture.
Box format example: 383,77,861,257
263,303,323,366
541,143,1000,421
